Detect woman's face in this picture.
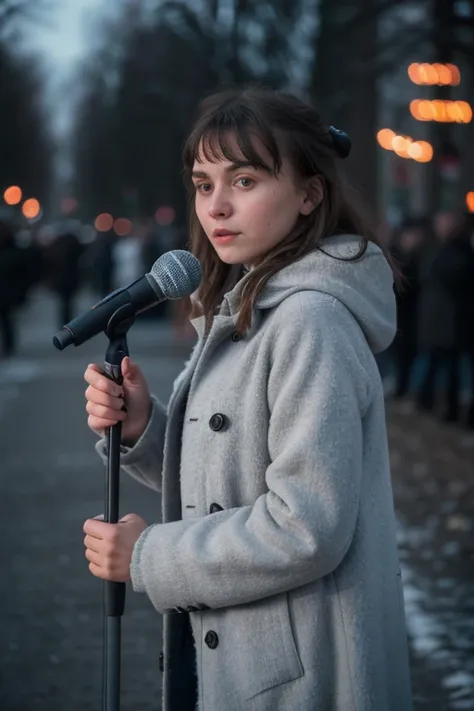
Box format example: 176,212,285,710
192,136,317,268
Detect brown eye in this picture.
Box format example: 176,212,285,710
237,178,254,188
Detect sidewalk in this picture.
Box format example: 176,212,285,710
387,397,474,709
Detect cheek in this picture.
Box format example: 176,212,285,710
251,193,299,235
194,198,206,224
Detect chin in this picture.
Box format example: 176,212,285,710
214,246,260,267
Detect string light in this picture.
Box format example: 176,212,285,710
410,99,472,123
408,62,461,86
376,129,434,162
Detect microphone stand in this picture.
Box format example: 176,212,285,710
101,305,135,711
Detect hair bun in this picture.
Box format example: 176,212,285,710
329,126,352,159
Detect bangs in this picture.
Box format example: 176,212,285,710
183,103,283,178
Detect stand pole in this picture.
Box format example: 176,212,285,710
101,306,135,711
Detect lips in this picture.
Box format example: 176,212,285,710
212,229,239,243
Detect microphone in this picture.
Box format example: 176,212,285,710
52,249,202,350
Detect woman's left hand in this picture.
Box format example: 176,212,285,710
83,513,148,582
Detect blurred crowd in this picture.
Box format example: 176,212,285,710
382,210,474,430
0,217,186,358
1,209,473,430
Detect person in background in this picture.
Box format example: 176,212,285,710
44,229,83,327
391,216,433,398
417,211,474,424
86,230,116,297
0,220,24,357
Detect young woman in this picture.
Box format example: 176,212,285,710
82,88,412,710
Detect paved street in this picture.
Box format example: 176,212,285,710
1,290,473,710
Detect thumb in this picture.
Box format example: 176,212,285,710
121,356,143,384
119,513,140,524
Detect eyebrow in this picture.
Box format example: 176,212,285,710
191,161,264,179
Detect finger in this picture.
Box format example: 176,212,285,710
119,513,138,524
86,401,127,421
85,386,125,411
88,561,108,580
121,356,132,378
83,518,113,538
84,534,101,552
85,547,102,566
87,415,117,433
84,366,123,397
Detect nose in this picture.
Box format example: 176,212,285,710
208,187,232,220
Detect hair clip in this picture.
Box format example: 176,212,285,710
329,126,352,159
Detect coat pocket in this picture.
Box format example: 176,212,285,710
223,591,304,700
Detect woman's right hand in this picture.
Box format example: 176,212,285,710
84,356,152,446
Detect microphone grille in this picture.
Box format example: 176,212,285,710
149,250,202,300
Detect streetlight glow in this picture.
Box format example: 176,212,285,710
22,198,41,219
4,185,22,205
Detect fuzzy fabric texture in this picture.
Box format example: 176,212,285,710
96,235,412,710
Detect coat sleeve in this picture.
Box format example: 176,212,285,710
130,294,373,611
95,395,167,492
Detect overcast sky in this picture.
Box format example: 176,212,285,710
24,1,114,138
30,0,106,68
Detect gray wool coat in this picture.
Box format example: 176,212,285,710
96,234,413,711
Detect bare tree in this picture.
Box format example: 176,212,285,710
70,0,307,223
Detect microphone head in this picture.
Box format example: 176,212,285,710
149,250,202,299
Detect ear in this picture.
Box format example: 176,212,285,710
300,175,324,216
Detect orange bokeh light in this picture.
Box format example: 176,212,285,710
454,101,472,123
376,129,396,150
407,143,423,161
114,218,133,236
408,62,461,86
410,99,472,123
22,198,41,219
407,63,421,84
94,213,114,232
466,192,474,213
4,185,22,205
414,141,433,163
446,64,461,86
433,63,453,85
392,135,413,159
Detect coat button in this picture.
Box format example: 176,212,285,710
204,630,219,649
209,413,227,431
209,502,224,514
231,331,242,342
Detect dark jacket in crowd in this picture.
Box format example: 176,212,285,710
0,226,27,310
393,246,424,344
45,232,83,297
417,237,474,352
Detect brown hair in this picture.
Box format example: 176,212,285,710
183,87,392,333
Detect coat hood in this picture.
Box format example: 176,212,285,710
222,234,396,354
